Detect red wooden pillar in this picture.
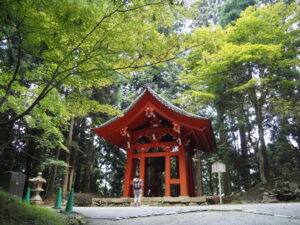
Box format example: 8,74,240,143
140,153,145,196
165,150,171,196
187,153,195,197
123,147,133,197
179,145,189,196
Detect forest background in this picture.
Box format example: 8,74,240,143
0,0,299,199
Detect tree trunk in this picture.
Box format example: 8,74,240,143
0,112,15,172
83,134,95,192
257,120,268,184
239,125,251,190
195,151,203,196
216,102,231,195
250,89,269,184
74,156,82,192
8,149,16,171
46,148,60,197
236,170,241,191
62,117,75,197
223,158,231,195
68,147,77,192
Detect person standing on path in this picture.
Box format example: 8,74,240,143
132,174,143,207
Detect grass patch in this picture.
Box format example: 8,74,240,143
0,188,65,225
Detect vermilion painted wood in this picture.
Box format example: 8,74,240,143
165,151,171,196
140,154,145,196
92,90,216,152
169,179,180,184
123,147,133,197
92,89,216,197
132,141,179,149
178,145,189,196
132,151,180,158
187,153,195,197
131,127,176,141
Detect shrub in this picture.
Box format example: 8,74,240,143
74,193,92,207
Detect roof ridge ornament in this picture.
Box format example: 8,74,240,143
145,107,155,118
143,82,153,90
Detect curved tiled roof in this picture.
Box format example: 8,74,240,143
146,87,206,120
96,87,207,129
92,86,217,152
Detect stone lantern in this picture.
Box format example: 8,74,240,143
29,172,46,205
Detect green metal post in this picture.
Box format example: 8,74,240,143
24,187,30,204
54,187,62,209
65,188,74,212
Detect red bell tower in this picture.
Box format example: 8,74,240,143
92,87,216,197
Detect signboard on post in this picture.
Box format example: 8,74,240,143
212,161,226,173
212,161,226,204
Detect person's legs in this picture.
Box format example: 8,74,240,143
137,190,142,206
134,190,138,207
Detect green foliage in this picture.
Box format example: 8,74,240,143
227,3,297,45
0,0,183,126
0,0,185,195
66,94,122,118
180,1,298,110
42,159,69,168
94,141,126,196
220,0,257,27
191,0,225,27
231,78,270,92
172,90,215,109
0,0,298,198
179,1,299,192
0,189,65,225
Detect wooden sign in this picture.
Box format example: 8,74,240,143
212,161,226,204
212,162,226,173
